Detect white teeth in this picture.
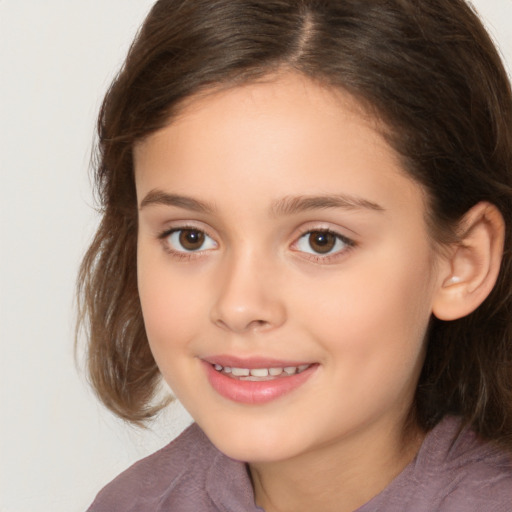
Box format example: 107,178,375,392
212,363,311,377
231,368,250,377
250,368,269,377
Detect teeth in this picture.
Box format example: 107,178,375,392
213,364,311,377
231,368,250,377
250,368,269,377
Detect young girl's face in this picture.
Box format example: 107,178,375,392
135,73,445,464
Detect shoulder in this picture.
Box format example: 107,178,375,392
410,417,512,511
360,417,512,512
421,417,512,511
86,423,231,512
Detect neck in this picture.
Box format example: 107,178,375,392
249,416,424,512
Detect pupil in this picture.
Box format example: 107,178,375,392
179,229,204,250
309,231,335,254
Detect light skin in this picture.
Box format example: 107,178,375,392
134,73,504,512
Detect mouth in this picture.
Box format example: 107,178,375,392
202,357,318,404
212,363,311,381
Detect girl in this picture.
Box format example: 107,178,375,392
79,0,512,510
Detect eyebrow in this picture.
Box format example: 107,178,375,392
139,189,216,213
270,194,385,217
139,189,384,216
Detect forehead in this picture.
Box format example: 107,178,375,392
133,72,425,219
135,73,383,160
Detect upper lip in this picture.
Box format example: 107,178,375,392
202,355,313,369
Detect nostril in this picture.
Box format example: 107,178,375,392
214,319,230,331
213,317,271,333
249,319,270,330
210,283,287,333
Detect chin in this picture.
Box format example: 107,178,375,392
197,415,306,463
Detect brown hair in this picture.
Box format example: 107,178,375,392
77,0,512,445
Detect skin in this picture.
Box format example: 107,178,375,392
134,73,451,512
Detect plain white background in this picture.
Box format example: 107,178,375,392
0,1,510,511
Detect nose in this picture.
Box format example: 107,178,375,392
210,250,287,334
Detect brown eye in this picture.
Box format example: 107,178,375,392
295,229,352,257
179,229,205,250
165,228,217,253
308,231,336,254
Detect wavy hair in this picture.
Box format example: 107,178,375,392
77,0,512,447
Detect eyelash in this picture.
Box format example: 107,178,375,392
292,228,356,263
157,226,356,262
158,226,218,260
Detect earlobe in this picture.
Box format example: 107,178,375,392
432,202,505,321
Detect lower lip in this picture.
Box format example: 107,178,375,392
203,362,317,404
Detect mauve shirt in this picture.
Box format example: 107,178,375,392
87,417,512,511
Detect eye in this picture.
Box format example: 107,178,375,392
165,228,217,253
295,230,353,256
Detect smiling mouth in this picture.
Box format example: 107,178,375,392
204,359,318,404
212,363,312,381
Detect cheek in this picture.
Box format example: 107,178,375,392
295,242,435,375
137,248,205,355
137,255,210,399
295,269,431,427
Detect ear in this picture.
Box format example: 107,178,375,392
432,202,505,321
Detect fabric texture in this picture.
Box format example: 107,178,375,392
87,417,512,511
